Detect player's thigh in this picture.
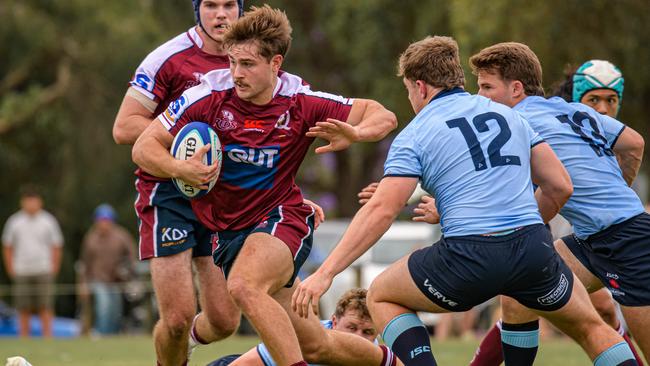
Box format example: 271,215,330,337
150,249,196,318
555,238,603,292
368,254,449,315
500,296,539,324
621,305,650,361
531,274,601,340
194,256,239,320
228,232,294,295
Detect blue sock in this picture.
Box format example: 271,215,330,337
382,313,436,366
594,341,637,366
501,320,539,366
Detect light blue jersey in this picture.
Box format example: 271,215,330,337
514,96,644,238
385,88,543,237
256,320,378,366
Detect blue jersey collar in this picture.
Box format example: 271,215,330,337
429,87,465,104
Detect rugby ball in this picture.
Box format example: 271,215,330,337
170,122,222,199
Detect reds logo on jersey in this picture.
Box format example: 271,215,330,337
184,72,204,89
216,109,237,131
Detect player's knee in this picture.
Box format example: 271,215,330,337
226,278,256,308
593,301,618,328
301,337,329,363
161,311,193,339
366,285,382,317
575,312,609,340
207,312,240,338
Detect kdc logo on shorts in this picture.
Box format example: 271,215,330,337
160,227,189,247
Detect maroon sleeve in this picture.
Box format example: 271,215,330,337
129,55,177,103
300,91,354,128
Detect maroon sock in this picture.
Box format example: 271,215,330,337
380,345,398,366
622,331,645,366
190,314,209,345
470,322,504,366
289,362,308,366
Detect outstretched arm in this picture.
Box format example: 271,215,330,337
345,98,398,141
307,99,397,154
292,177,418,318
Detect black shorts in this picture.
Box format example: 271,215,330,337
408,224,574,312
563,212,650,306
211,204,315,288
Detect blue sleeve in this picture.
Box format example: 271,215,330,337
598,114,626,149
256,344,276,366
383,126,422,178
520,115,544,147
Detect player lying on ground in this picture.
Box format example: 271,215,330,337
208,288,396,366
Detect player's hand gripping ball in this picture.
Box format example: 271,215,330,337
170,122,222,198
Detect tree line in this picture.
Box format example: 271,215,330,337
1,0,648,316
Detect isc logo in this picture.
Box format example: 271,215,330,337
410,346,431,359
227,147,279,168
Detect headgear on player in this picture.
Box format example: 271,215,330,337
193,0,244,25
572,60,624,105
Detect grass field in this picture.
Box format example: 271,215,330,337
0,335,592,365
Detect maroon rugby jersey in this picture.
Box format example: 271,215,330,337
158,69,353,231
129,27,229,182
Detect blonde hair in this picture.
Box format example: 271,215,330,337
334,288,370,320
223,5,292,61
469,42,545,96
397,36,465,89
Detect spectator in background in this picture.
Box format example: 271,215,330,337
1,186,63,338
78,204,136,335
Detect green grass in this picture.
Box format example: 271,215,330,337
0,335,591,366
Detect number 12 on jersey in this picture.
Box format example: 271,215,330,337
446,112,521,171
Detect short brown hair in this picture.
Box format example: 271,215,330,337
20,184,41,198
469,42,545,96
334,288,370,320
223,5,292,61
397,36,465,89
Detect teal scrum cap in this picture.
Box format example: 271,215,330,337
572,60,624,104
